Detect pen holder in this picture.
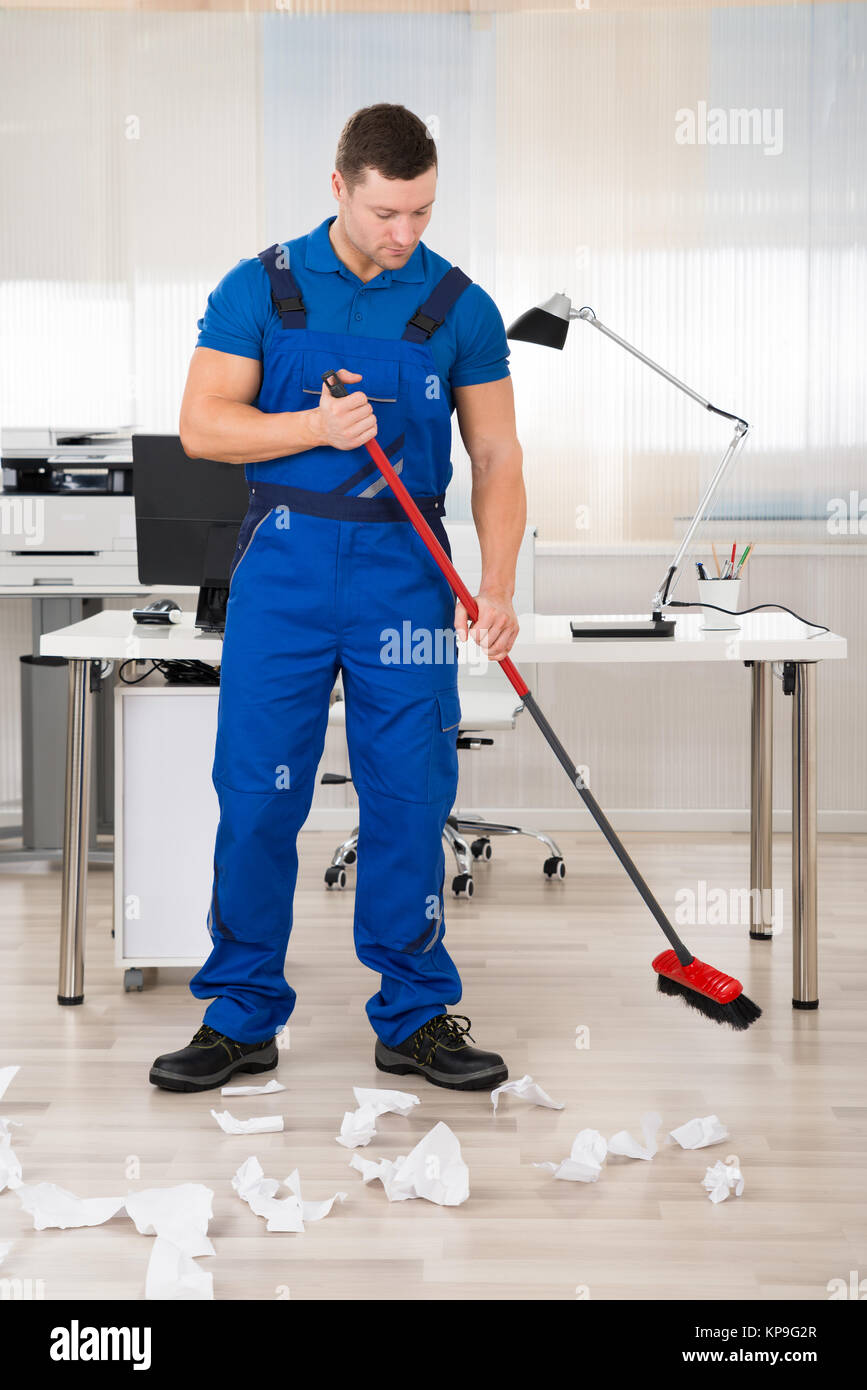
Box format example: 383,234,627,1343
697,578,742,631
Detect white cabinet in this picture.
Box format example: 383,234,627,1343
114,685,219,970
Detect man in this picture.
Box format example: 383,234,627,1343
150,103,526,1095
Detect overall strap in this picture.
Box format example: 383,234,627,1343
402,266,472,343
257,243,307,330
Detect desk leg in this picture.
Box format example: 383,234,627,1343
749,661,774,940
791,662,819,1009
58,659,94,1005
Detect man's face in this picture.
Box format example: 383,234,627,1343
334,165,437,271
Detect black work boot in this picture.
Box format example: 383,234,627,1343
149,1023,278,1093
374,1013,507,1092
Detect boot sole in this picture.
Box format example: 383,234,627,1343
374,1041,507,1092
149,1043,279,1094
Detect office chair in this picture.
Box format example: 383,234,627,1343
320,523,566,898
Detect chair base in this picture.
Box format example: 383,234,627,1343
325,813,565,896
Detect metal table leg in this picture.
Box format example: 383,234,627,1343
58,659,95,1005
791,662,818,1008
749,661,774,939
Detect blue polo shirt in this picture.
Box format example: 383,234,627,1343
196,215,510,414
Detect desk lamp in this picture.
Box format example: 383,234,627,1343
507,294,750,637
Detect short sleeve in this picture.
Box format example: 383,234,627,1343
449,283,511,389
195,256,271,361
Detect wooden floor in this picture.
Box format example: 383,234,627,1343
0,828,865,1302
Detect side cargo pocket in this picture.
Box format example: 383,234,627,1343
427,688,462,803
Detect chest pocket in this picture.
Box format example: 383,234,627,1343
301,349,399,403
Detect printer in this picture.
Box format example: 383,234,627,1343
0,427,140,587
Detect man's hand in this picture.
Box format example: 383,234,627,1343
312,368,378,451
454,589,519,662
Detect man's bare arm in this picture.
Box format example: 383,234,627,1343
453,376,526,659
178,347,378,464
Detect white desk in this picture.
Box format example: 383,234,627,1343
41,610,847,1010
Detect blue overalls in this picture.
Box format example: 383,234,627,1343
189,238,473,1048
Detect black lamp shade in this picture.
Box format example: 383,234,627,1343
506,305,569,350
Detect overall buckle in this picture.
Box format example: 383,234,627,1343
407,308,443,338
272,290,304,314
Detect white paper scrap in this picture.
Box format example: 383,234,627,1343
349,1121,469,1206
232,1155,269,1198
231,1156,304,1232
15,1183,125,1231
0,1067,20,1102
284,1169,347,1223
608,1111,662,1161
701,1159,745,1204
352,1086,419,1116
145,1236,213,1300
335,1086,420,1149
337,1106,379,1149
669,1115,729,1150
220,1079,286,1097
350,1153,397,1189
491,1075,565,1115
0,1117,23,1192
125,1184,215,1256
211,1108,283,1135
532,1128,608,1182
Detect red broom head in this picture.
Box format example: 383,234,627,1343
653,949,743,1004
653,949,762,1030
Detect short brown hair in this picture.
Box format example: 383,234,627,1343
335,104,437,195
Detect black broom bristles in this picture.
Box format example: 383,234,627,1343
656,972,762,1031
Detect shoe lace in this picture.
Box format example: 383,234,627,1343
411,1013,474,1066
191,1024,222,1047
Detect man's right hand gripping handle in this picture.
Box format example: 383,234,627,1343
311,368,378,451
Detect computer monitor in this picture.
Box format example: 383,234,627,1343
131,434,250,631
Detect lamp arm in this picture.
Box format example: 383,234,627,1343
654,423,750,608
571,306,750,614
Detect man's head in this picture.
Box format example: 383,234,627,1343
332,104,437,272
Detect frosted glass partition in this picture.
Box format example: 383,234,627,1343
0,11,261,433
1,2,863,544
495,3,867,544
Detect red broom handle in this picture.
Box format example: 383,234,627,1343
321,370,528,698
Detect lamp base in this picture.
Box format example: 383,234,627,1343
570,616,676,639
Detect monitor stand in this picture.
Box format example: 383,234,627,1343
194,521,238,633
195,584,229,633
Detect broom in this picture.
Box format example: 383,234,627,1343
321,370,761,1031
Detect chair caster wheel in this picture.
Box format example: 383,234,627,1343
451,873,474,898
343,849,357,865
324,866,347,890
543,856,566,879
470,837,492,861
124,968,144,992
